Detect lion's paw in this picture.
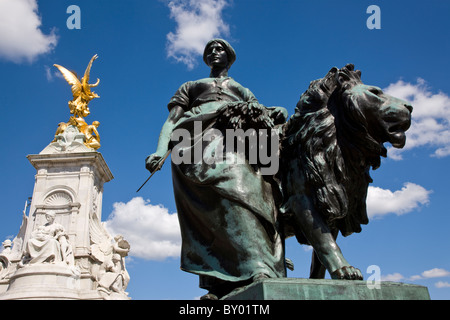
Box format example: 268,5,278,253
330,266,363,280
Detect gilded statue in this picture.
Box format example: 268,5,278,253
52,54,101,150
54,54,100,119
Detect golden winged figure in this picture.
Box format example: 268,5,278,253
54,54,100,119
52,54,101,150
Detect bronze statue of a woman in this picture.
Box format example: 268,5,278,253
146,39,287,299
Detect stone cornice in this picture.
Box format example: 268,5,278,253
27,152,114,182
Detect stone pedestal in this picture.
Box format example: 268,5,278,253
0,264,83,300
25,151,113,260
223,278,430,300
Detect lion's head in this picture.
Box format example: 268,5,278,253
331,65,412,169
281,64,412,237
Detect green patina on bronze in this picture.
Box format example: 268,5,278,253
145,39,414,299
146,39,287,299
223,278,430,300
280,65,412,280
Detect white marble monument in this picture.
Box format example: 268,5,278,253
1,55,131,300
0,126,131,300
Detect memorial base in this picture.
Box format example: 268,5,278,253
222,278,430,300
0,264,103,300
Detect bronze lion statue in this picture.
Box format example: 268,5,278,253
280,64,412,279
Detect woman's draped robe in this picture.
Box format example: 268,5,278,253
167,77,286,289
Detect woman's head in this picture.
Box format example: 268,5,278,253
45,211,56,222
203,39,236,69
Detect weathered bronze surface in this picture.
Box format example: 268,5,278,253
146,40,412,299
146,39,287,299
280,64,412,280
223,278,429,300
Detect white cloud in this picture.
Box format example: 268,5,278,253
0,0,58,63
166,0,230,69
367,182,431,219
384,79,450,159
421,268,450,279
409,268,450,281
44,65,53,81
104,197,181,261
44,64,64,82
381,273,404,282
435,281,450,288
382,268,450,284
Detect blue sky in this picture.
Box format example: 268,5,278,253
0,0,449,300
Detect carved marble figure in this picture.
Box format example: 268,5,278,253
20,212,74,266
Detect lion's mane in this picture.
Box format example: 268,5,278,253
281,64,387,237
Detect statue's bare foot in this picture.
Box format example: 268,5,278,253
330,266,363,280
